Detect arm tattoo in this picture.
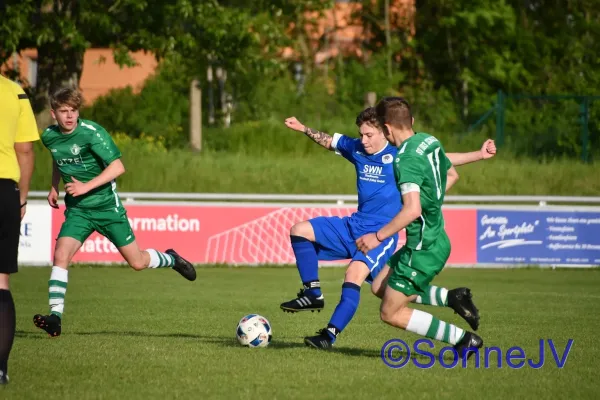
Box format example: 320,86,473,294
304,127,332,147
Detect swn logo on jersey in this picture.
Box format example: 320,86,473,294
363,165,383,175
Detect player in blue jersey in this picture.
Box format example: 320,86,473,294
279,107,496,349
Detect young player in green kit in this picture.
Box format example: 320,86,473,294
356,97,484,359
33,88,196,337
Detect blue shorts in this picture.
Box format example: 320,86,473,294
309,214,398,283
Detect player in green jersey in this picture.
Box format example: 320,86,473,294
33,87,196,337
356,97,484,359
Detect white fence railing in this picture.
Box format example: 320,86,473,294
27,191,600,205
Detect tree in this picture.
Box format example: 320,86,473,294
0,2,34,68
1,0,322,118
414,0,528,121
508,0,600,94
1,0,185,115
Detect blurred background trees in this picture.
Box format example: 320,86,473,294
2,0,599,158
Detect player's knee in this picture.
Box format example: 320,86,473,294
290,221,313,240
344,269,363,285
345,261,370,285
129,259,146,271
380,308,393,324
0,274,9,290
54,248,72,265
379,303,405,324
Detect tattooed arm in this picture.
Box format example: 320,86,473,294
284,116,333,150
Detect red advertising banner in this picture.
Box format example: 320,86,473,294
51,204,477,265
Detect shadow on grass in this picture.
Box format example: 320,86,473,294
16,329,385,358
16,329,463,363
15,330,230,341
15,330,53,340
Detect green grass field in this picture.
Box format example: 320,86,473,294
4,266,599,399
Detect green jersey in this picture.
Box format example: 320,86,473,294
41,119,123,210
393,132,452,250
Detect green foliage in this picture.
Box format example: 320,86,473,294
507,0,600,95
414,0,528,119
81,58,190,147
111,132,169,154
412,0,600,130
1,0,324,112
0,2,33,65
30,134,600,195
400,84,465,134
6,0,600,162
335,53,406,105
502,97,583,158
234,73,358,124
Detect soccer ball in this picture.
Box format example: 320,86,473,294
236,314,272,348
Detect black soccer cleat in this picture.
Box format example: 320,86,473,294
280,289,324,313
33,314,62,337
454,331,484,360
447,287,480,331
304,328,334,350
0,370,8,385
166,249,196,281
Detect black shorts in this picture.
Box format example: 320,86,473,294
0,179,21,274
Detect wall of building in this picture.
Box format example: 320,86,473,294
2,48,157,105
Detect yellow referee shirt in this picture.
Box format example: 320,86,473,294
0,75,40,183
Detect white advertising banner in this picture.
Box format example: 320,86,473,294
18,203,52,265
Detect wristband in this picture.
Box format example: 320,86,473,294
375,232,382,242
20,201,27,208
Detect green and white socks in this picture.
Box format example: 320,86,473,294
409,285,465,344
406,309,465,345
413,285,448,307
46,249,174,320
49,266,68,319
146,249,176,268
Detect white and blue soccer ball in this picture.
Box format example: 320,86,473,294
236,314,272,348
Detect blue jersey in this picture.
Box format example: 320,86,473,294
332,133,401,221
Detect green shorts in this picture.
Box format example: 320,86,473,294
58,206,136,248
387,230,451,296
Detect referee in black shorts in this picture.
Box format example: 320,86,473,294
0,74,40,385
